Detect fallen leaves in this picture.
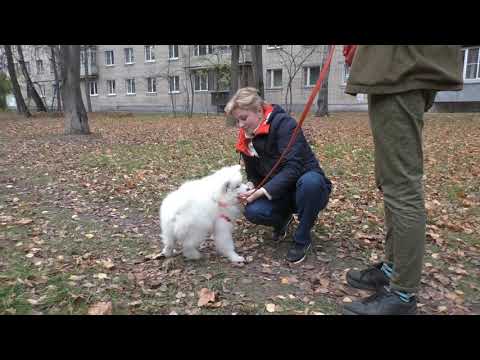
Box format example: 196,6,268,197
197,288,216,307
88,301,113,315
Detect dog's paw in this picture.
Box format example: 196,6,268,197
229,254,245,263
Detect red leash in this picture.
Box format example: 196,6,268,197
254,45,336,190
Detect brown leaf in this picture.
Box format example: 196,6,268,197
197,288,216,307
88,301,112,315
16,218,33,225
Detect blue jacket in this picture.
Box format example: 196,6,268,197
241,104,331,200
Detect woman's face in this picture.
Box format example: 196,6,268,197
232,108,262,135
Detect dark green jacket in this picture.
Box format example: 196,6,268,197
346,45,464,95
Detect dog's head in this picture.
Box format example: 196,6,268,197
214,165,252,204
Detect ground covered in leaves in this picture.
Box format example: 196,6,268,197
0,111,479,315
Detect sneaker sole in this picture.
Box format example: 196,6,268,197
342,307,417,315
287,243,311,264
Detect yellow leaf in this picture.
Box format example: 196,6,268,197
265,303,276,313
281,277,289,284
17,218,33,225
197,288,216,307
101,259,115,270
88,301,112,315
342,297,353,303
85,233,94,239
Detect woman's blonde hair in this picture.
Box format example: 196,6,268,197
224,87,264,116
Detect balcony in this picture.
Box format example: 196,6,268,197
80,63,98,78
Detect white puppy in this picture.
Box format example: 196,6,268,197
160,165,251,262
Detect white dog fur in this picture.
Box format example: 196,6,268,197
160,165,251,262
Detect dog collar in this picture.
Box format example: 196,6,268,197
219,214,231,222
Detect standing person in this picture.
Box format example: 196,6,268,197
225,87,332,264
342,45,463,315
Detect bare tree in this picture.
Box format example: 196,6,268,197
59,45,90,135
82,45,92,112
47,45,63,112
277,45,319,113
16,45,47,112
315,45,332,117
250,45,264,98
3,45,31,117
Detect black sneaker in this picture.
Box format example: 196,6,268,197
346,262,390,291
272,215,293,242
343,286,417,315
286,242,311,264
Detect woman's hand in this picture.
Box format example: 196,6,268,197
238,188,265,204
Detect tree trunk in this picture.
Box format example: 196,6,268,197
250,45,264,98
315,45,331,117
226,45,240,126
3,45,30,117
50,46,62,112
16,45,47,112
59,45,90,135
83,46,92,112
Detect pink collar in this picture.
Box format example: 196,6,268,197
219,214,231,222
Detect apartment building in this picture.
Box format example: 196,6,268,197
2,45,478,113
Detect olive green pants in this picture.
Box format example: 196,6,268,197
368,89,436,293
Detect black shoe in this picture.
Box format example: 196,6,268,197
346,262,390,291
343,286,417,315
272,215,293,242
286,242,311,264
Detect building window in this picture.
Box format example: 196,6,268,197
193,70,208,91
266,69,282,88
342,64,350,85
90,49,96,66
463,47,480,80
146,77,157,93
38,84,46,98
89,81,98,96
24,61,31,74
105,50,114,66
304,66,320,87
145,45,155,62
126,78,136,94
36,60,44,74
34,47,41,59
124,48,135,64
50,59,55,74
169,45,179,60
107,80,116,95
193,45,213,56
169,75,180,93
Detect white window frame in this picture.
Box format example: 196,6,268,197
144,45,156,62
193,70,209,92
193,45,214,57
105,50,114,66
146,77,157,94
266,68,283,89
169,45,179,60
89,80,98,96
90,49,96,66
124,48,135,64
38,84,46,98
107,80,116,95
36,59,44,74
304,65,320,87
463,46,480,83
266,45,282,49
125,78,136,95
169,75,180,94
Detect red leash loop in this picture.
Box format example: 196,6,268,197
254,45,336,190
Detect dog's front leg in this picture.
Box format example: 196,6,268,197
213,218,245,263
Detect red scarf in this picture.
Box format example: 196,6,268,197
235,104,273,157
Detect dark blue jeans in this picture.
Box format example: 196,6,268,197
244,171,331,246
